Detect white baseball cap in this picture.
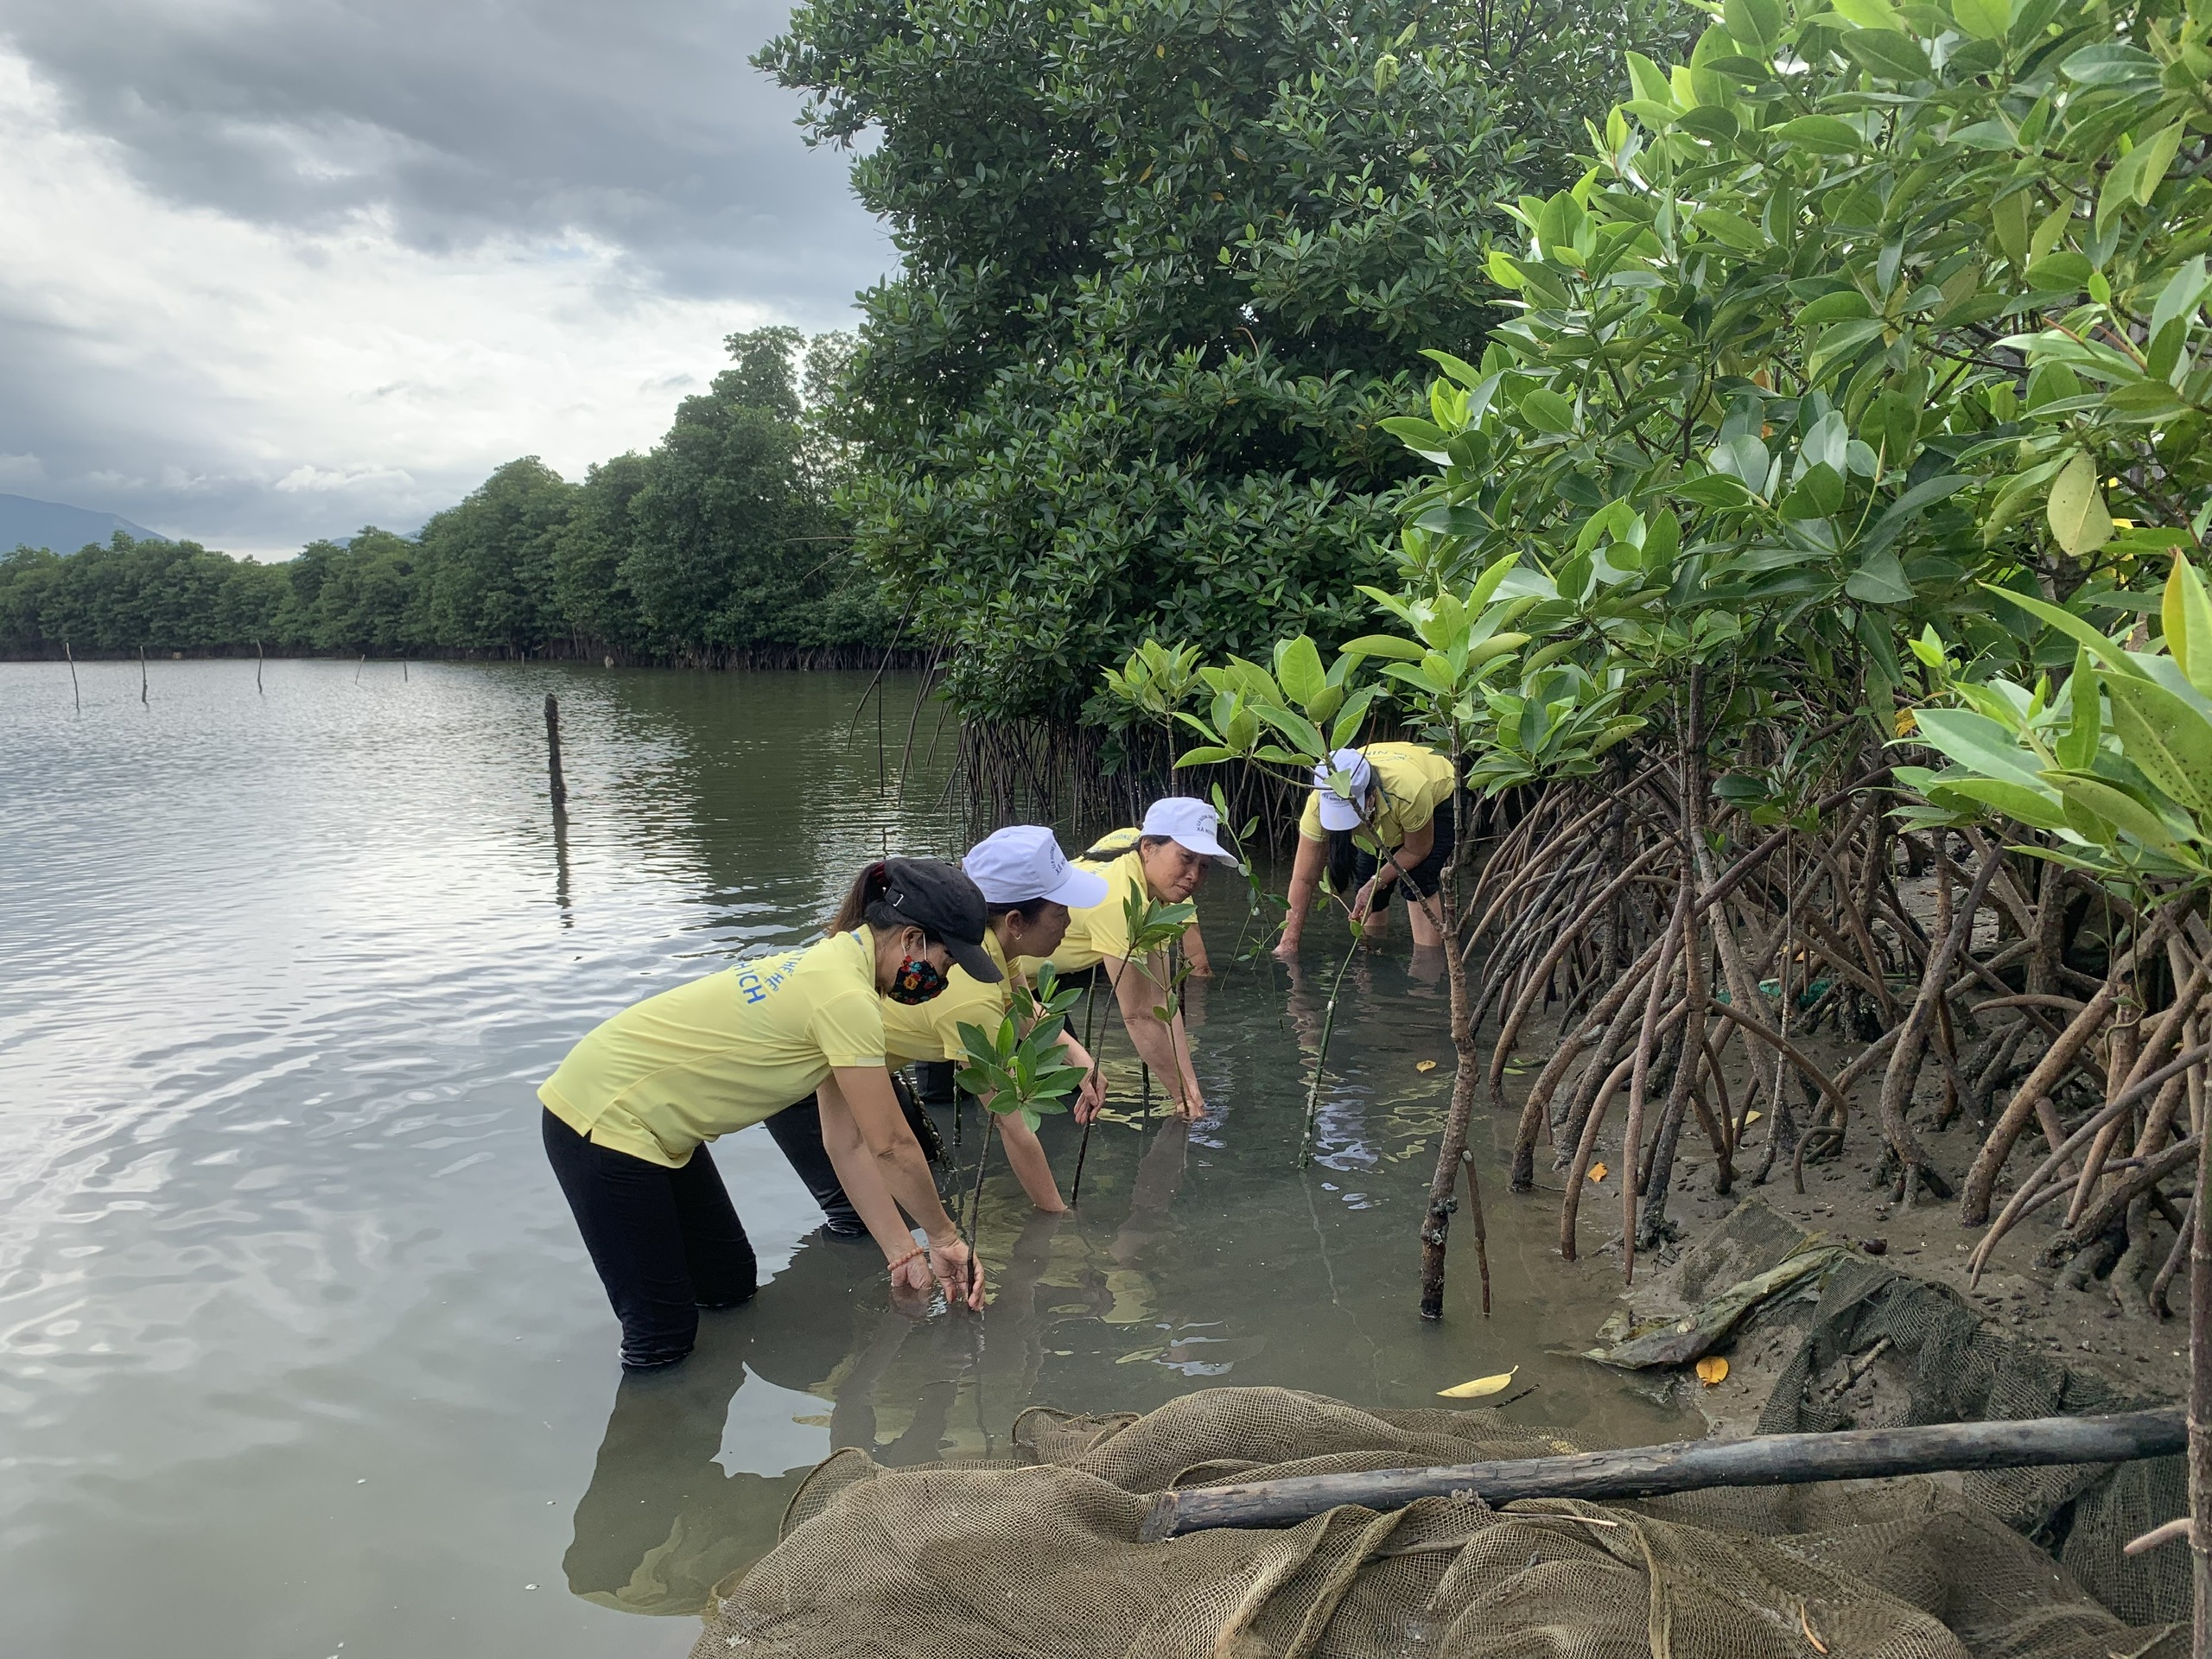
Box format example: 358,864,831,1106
962,825,1110,908
1313,747,1374,832
1141,797,1241,868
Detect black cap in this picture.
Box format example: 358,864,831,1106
881,858,1001,982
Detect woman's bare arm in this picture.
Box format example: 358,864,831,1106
823,1069,984,1308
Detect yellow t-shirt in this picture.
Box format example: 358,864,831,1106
538,928,886,1167
1297,742,1456,854
1038,831,1149,974
881,935,1014,1066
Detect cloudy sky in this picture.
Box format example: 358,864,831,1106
0,0,890,558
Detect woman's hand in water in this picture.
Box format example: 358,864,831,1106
1173,1088,1206,1122
927,1234,987,1310
889,1249,934,1295
1075,1065,1104,1122
1271,930,1300,963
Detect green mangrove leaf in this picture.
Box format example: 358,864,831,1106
2046,452,2113,556
2045,771,2180,851
1935,777,2070,832
1982,583,2142,677
1951,0,2012,40
2101,674,2212,816
1912,707,2050,790
2165,557,2212,698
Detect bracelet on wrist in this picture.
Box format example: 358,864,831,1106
887,1245,925,1275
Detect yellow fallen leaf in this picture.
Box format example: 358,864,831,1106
1745,1111,1763,1126
1439,1365,1518,1399
1415,1059,1438,1073
1587,1160,1609,1184
1894,707,1917,737
1695,1356,1729,1387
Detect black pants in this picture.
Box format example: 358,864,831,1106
543,1109,758,1370
1354,798,1457,910
760,1095,864,1235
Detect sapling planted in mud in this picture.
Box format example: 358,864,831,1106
1069,890,1199,1203
954,964,1090,1269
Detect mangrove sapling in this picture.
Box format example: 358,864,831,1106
1067,889,1198,1204
1295,921,1368,1169
952,963,1090,1282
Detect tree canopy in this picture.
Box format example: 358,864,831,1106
759,0,1687,726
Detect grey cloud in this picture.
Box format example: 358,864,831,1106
0,0,893,555
2,0,885,317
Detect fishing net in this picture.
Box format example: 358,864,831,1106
1580,1198,2189,1625
692,1383,2184,1659
1757,1255,2189,1625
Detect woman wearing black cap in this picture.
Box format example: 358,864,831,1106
538,858,993,1370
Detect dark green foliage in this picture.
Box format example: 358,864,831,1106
760,0,1686,724
0,329,887,660
621,328,889,655
416,458,571,654
553,454,650,652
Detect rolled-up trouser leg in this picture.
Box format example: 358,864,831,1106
760,1096,865,1234
543,1107,751,1370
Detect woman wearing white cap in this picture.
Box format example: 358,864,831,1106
1274,743,1457,960
1039,797,1239,1121
879,825,1110,1211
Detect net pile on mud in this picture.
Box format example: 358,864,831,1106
1758,1255,2187,1626
696,1385,2183,1658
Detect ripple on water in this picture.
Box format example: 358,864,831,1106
0,660,1686,1659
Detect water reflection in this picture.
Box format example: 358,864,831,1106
565,1238,862,1616
0,661,1694,1659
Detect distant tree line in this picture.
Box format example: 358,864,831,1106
0,328,893,663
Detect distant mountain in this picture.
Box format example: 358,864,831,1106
1,493,162,554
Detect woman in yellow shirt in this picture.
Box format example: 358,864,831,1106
1042,797,1237,1122
880,824,1109,1211
1275,743,1458,958
539,858,993,1370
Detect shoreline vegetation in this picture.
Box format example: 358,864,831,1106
0,329,890,670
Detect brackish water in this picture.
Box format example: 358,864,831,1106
0,659,1693,1657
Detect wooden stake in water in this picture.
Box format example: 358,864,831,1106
356,653,365,683
139,645,148,704
544,694,569,806
65,640,79,712
255,639,264,694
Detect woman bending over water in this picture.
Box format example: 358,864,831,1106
538,858,990,1370
880,825,1109,1211
1037,798,1237,1122
1275,743,1456,961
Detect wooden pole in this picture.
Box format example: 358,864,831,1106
544,694,568,806
1138,1408,2186,1541
255,639,264,694
139,645,148,704
65,640,79,712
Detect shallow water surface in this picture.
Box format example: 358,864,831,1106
0,658,1691,1656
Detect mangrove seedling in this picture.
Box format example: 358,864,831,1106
952,963,1091,1282
1068,887,1200,1202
